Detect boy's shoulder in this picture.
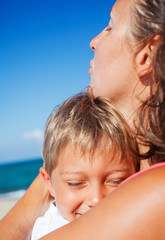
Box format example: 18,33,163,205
31,201,69,240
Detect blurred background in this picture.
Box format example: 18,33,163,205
0,0,115,196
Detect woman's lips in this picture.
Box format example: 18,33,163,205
88,67,92,75
88,59,94,75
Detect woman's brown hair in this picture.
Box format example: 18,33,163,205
131,0,165,163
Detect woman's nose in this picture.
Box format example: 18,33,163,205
90,31,103,51
85,186,106,208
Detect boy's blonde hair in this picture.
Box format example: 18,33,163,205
43,92,139,175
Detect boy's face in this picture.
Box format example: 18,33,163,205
44,143,136,221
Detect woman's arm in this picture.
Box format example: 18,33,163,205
40,165,165,240
0,173,51,240
1,165,165,240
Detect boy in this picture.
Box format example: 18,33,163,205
31,92,139,240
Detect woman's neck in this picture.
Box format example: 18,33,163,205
116,100,139,129
117,83,151,127
117,92,151,171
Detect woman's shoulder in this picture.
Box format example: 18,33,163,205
145,162,165,171
139,162,165,186
122,162,165,185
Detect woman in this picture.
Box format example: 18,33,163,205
1,0,165,239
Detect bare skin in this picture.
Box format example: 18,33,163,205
0,174,52,240
40,165,165,240
1,165,165,240
0,0,164,238
89,0,150,123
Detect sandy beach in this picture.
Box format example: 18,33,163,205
0,198,18,220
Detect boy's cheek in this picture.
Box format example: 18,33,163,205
56,193,84,221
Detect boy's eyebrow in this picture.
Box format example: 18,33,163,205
59,171,85,176
105,167,131,174
60,167,131,176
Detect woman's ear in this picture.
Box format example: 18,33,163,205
136,35,160,81
40,167,55,198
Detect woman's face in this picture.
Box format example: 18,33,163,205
89,0,137,107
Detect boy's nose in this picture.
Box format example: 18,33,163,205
85,186,106,208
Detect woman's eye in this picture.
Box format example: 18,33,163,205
105,26,112,32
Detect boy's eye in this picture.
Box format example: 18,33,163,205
68,182,82,186
67,182,86,189
106,179,125,187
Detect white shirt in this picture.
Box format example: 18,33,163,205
31,201,69,240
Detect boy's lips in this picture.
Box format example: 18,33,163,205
75,213,83,217
75,205,91,217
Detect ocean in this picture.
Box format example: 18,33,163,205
0,158,43,198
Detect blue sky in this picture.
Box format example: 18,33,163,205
0,0,115,163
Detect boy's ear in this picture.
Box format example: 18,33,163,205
40,167,55,198
136,35,160,81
